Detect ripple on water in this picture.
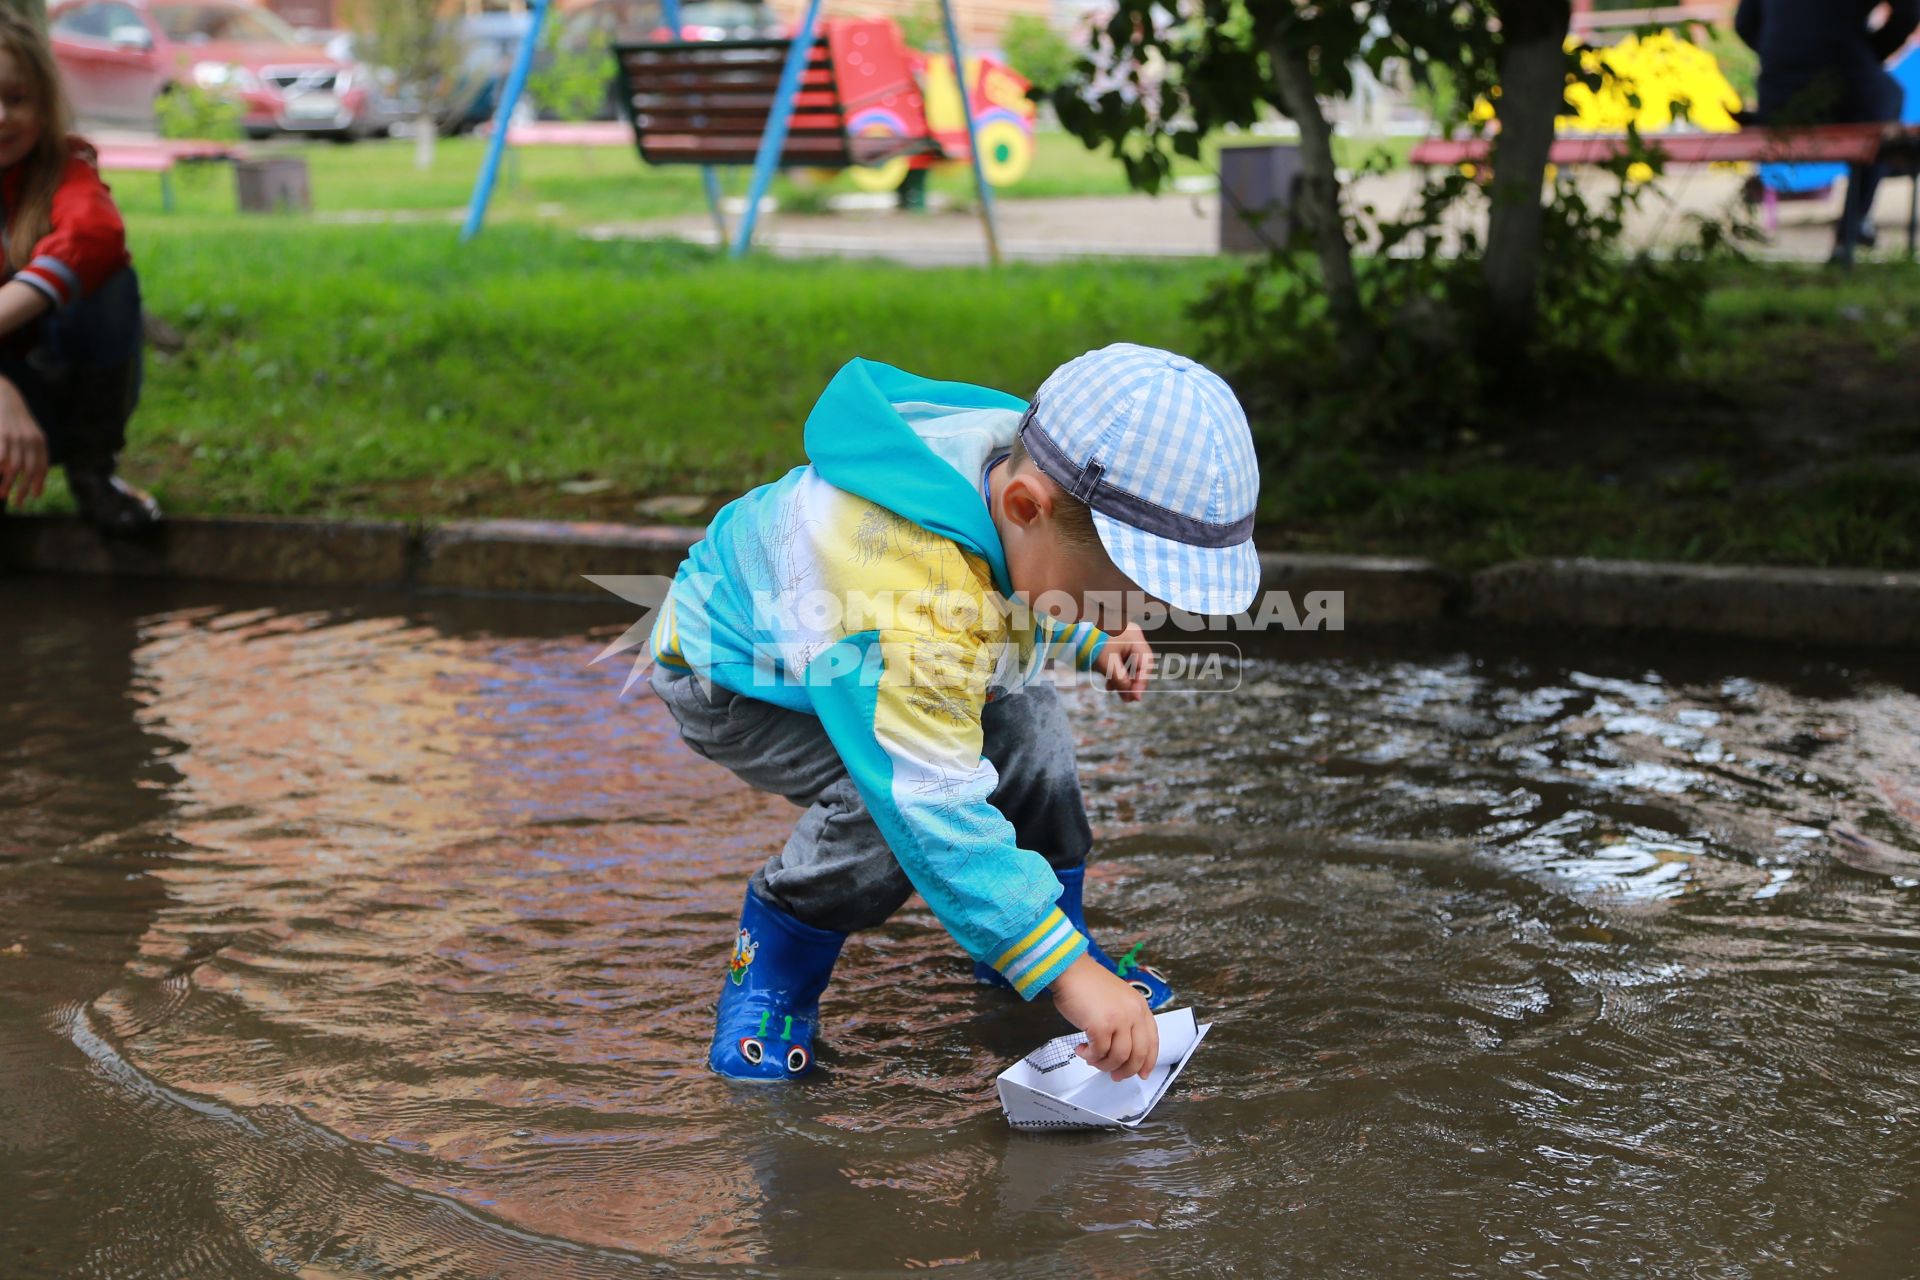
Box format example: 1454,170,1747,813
3,594,1917,1276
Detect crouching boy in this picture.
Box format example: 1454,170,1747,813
649,344,1261,1082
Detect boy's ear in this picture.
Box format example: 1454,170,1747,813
1001,472,1054,528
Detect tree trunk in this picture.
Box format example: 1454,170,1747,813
413,112,436,171
1268,42,1373,369
1481,0,1573,360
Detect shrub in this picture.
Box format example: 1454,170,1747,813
156,83,243,142
529,20,613,122
1194,154,1748,458
1002,16,1078,94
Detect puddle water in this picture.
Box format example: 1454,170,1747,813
3,579,1918,1277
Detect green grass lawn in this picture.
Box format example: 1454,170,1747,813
107,220,1211,518
19,176,1917,572
108,135,716,223
1254,261,1920,570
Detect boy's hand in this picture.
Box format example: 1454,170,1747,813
1049,952,1160,1081
1095,623,1153,703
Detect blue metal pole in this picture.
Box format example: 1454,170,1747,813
658,0,729,244
701,166,727,245
730,0,826,257
939,0,1001,266
461,0,552,242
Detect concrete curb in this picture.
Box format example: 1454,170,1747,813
416,518,700,595
0,513,415,586
1257,552,1463,628
6,515,1918,648
1470,558,1920,648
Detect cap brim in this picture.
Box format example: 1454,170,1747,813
1091,509,1262,617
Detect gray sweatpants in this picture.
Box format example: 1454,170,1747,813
651,668,1091,933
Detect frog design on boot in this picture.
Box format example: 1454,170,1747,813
709,888,848,1080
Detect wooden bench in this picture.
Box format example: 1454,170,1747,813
611,32,927,171
95,139,249,213
499,120,632,147
1410,122,1920,255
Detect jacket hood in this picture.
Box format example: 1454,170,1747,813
802,358,1026,597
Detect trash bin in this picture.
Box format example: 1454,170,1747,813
1217,143,1301,254
234,156,312,214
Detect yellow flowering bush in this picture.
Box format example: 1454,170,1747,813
1465,32,1745,181
1564,31,1743,132
1472,31,1743,134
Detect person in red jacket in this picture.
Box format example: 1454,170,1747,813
0,10,156,531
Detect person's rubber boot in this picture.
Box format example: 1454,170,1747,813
66,465,160,535
973,864,1174,1009
709,888,847,1081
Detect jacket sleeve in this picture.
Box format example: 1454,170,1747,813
1734,0,1761,51
800,537,1088,999
14,155,127,309
1037,614,1110,673
1873,1,1920,61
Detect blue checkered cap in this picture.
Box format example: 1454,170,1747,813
1027,343,1261,616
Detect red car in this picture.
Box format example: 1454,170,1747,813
49,0,374,138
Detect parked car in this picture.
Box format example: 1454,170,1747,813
311,29,409,138
49,0,376,138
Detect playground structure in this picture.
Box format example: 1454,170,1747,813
462,0,1013,262
848,47,1038,192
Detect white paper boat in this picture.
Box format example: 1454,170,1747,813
996,1007,1211,1131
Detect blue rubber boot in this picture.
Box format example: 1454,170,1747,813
973,864,1173,1009
709,888,847,1081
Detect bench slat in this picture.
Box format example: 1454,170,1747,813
97,151,176,172
641,150,852,167
628,87,838,108
1410,123,1903,169
636,119,846,138
619,49,831,71
643,142,848,153
632,85,839,103
500,121,631,146
621,36,793,55
624,69,834,94
614,35,852,169
96,139,245,171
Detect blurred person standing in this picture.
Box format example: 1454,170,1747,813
1736,0,1920,261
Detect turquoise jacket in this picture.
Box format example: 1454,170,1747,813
651,359,1109,998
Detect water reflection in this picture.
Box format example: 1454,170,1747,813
3,587,1918,1276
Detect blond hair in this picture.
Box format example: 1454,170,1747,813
0,11,75,273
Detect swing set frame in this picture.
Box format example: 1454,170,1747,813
460,0,1005,263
